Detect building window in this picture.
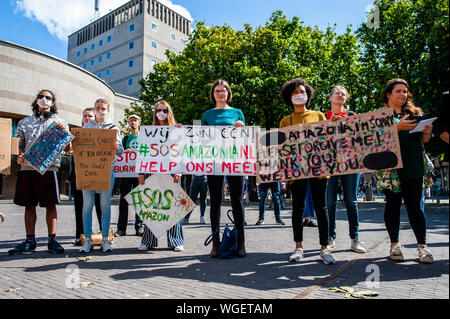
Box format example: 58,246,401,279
83,63,87,69
128,78,133,86
105,69,111,77
98,56,103,63
152,41,157,49
106,52,111,60
84,47,88,54
107,35,112,42
90,59,95,66
181,39,186,46
129,41,134,49
76,51,81,57
91,43,95,50
151,59,157,67
152,23,157,31
98,72,103,79
171,33,176,41
129,59,134,68
99,39,103,47
130,24,135,32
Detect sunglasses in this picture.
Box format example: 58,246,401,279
37,94,54,101
156,109,168,114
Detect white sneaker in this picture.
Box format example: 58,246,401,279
79,238,93,253
390,243,404,261
418,246,434,264
174,245,184,252
351,239,367,253
289,248,304,263
320,248,336,265
200,216,206,224
137,244,148,251
100,238,113,252
328,237,336,251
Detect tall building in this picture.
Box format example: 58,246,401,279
67,0,191,98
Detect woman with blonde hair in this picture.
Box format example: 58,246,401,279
138,101,184,252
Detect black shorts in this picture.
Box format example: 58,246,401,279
14,170,60,208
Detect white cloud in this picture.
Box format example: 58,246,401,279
14,0,193,41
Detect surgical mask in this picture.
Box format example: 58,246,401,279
156,112,168,121
37,97,52,109
292,94,308,105
95,111,107,119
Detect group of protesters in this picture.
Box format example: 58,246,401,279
6,77,448,266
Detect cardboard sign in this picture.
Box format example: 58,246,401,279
136,126,259,176
0,118,12,174
72,128,117,190
125,174,196,239
113,150,138,178
22,122,73,175
11,137,20,155
256,108,403,183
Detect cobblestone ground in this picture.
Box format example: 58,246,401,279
0,199,448,300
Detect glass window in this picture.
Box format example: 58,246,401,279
105,69,110,77
84,47,88,54
128,78,133,86
152,23,157,31
99,39,103,47
171,33,176,41
106,52,111,60
107,35,112,43
91,43,95,50
151,59,157,67
129,60,134,68
129,41,134,50
98,72,102,79
90,59,95,66
152,41,157,49
83,63,87,69
130,24,135,32
181,39,186,46
76,51,81,57
98,56,103,63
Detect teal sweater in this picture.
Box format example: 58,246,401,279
201,108,245,126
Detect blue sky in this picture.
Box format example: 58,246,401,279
0,0,373,61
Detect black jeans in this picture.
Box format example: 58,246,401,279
384,178,427,245
118,178,143,233
207,176,245,237
73,183,102,238
291,178,329,247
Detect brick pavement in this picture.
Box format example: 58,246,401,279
0,199,448,300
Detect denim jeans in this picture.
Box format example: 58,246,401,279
258,182,281,220
82,171,115,238
327,173,360,240
185,175,208,220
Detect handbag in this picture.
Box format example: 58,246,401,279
80,227,115,246
204,210,238,259
375,168,401,193
423,152,435,188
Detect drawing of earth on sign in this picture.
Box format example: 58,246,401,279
125,174,196,239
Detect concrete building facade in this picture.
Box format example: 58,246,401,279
0,39,140,198
67,0,191,98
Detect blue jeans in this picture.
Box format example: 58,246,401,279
259,182,281,220
185,175,208,220
327,173,360,240
82,171,115,238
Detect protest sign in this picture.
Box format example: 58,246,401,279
72,128,116,190
0,118,12,174
11,137,19,155
256,108,403,183
113,150,138,178
22,122,73,175
136,126,259,176
125,174,196,239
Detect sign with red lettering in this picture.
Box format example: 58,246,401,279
256,108,403,183
136,126,259,176
113,150,138,178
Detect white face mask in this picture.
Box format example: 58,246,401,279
37,97,52,109
156,112,168,121
95,111,107,119
292,94,308,106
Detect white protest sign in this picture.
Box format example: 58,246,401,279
113,150,138,178
125,174,196,239
135,126,259,176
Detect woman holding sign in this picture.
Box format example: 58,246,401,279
279,78,336,265
201,79,247,258
325,86,367,254
138,101,185,252
381,79,434,264
79,99,123,253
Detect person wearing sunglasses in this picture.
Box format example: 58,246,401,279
9,89,71,255
201,79,247,258
137,101,185,252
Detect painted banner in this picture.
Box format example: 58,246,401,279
113,150,138,178
72,128,116,190
23,122,73,175
256,108,403,183
125,174,196,239
136,126,259,176
0,118,12,174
